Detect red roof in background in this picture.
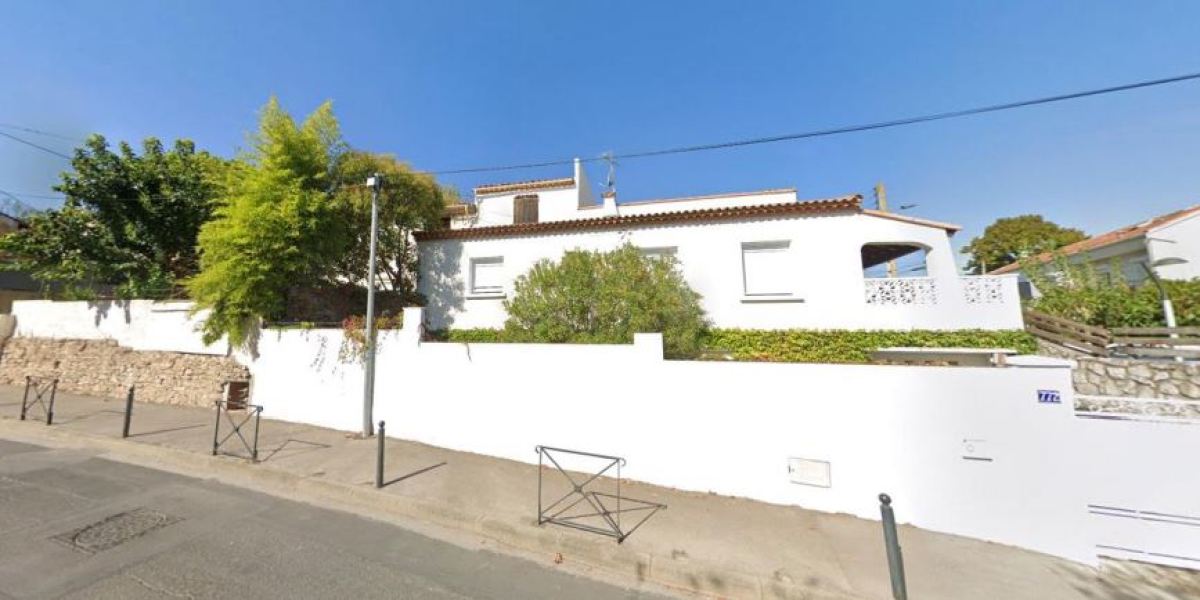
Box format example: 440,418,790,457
990,204,1200,274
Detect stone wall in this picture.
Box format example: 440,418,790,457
1036,339,1200,400
1072,357,1200,400
0,338,249,407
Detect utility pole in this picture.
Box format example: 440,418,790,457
874,182,898,278
362,173,382,437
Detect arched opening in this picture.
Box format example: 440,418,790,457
861,242,930,278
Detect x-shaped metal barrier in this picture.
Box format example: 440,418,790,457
212,399,262,462
535,445,666,543
20,376,58,425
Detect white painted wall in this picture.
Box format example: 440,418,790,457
419,210,1022,331
246,308,1110,564
10,299,228,355
1149,212,1200,281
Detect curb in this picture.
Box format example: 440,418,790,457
0,418,863,600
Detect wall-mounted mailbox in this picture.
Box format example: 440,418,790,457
788,457,831,487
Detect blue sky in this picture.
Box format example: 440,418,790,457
2,1,1199,267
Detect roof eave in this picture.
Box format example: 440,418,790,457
415,195,863,242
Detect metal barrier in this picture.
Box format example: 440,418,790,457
535,445,666,543
879,493,908,600
212,399,262,462
20,376,58,425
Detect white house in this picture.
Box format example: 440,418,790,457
416,160,1022,331
991,204,1200,287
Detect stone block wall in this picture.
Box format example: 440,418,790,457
1072,357,1200,400
0,338,249,407
1035,338,1200,424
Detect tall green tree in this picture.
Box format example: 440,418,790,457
189,98,349,346
0,136,227,297
961,215,1086,274
330,151,452,300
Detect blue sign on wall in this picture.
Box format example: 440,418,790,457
1037,389,1061,404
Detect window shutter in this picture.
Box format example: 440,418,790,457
514,195,539,224
741,241,792,296
471,257,504,294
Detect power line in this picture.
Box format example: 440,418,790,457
0,123,84,143
426,69,1200,175
0,190,64,200
0,130,72,160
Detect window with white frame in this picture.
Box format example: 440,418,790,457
741,241,792,296
469,257,505,295
639,246,678,262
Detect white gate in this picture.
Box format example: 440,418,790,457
1076,397,1200,569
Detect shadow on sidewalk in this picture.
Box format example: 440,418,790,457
260,438,333,463
380,461,447,488
127,423,208,438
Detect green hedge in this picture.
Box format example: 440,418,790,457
700,329,1037,363
429,328,1037,363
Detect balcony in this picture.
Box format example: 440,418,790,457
862,275,1021,329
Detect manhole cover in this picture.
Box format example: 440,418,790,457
52,508,181,554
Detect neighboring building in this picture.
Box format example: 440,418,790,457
990,205,1200,288
0,211,41,312
415,160,1022,332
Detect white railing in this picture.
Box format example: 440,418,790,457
864,277,939,305
960,275,1007,304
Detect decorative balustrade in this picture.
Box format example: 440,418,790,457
960,276,1006,304
864,277,939,305
864,276,1011,306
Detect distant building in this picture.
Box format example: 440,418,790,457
415,160,1023,332
0,211,42,312
991,205,1200,291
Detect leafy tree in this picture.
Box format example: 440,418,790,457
189,98,349,346
503,244,709,356
330,151,452,300
0,136,226,297
961,215,1086,274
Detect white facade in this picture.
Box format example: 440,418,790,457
419,166,1022,331
1147,210,1200,280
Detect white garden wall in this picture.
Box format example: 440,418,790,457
11,301,1196,568
10,299,227,356
245,308,1115,564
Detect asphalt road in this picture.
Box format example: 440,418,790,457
0,439,672,600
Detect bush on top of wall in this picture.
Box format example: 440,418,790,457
699,329,1037,363
427,328,1038,363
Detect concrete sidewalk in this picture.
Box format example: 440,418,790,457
1,386,1196,600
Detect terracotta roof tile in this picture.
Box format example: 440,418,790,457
473,177,575,196
415,195,863,241
990,204,1200,274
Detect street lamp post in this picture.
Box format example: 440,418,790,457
1142,259,1187,362
362,173,382,437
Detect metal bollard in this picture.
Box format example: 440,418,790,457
44,379,57,426
375,421,385,488
879,493,908,600
19,376,30,421
122,385,135,438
